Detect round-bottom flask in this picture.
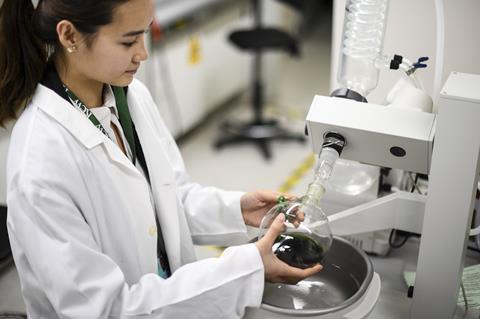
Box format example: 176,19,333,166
259,197,333,269
259,132,344,269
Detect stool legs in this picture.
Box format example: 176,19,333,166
214,31,305,159
214,119,306,160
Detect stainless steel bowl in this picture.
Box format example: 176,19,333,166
260,236,374,316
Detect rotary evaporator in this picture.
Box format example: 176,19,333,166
245,0,480,318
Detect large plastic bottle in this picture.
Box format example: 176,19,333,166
335,0,390,99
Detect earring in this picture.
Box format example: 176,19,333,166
67,45,77,53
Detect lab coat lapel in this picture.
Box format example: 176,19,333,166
127,91,183,271
35,85,142,178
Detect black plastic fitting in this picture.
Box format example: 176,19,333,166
322,132,346,156
330,88,367,103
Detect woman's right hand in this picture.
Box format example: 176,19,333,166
255,214,323,284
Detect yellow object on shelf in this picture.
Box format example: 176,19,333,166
188,35,202,66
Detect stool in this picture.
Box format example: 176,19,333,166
214,0,308,160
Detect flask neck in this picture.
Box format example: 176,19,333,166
303,183,325,207
304,146,341,205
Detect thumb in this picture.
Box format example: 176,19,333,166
263,213,286,245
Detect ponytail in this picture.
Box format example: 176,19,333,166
0,0,133,126
0,0,47,126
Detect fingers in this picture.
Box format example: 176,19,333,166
296,210,305,221
263,213,286,245
278,192,298,202
287,208,305,228
299,264,323,277
288,263,323,278
279,263,323,284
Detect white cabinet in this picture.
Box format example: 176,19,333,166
144,0,293,137
145,2,251,137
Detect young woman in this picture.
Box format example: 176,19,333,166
0,0,322,318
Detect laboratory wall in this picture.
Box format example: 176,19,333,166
330,0,480,106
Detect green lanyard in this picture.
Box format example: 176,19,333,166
63,85,136,165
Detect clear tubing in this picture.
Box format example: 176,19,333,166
433,0,445,106
337,0,390,96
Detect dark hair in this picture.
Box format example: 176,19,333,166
0,0,130,126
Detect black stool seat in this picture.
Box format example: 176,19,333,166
229,28,299,55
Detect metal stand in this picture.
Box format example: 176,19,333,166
410,75,480,318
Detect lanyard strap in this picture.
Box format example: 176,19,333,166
63,85,109,137
112,86,136,165
63,85,136,165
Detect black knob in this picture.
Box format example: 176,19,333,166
390,146,406,157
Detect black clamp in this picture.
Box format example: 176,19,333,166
413,56,429,69
330,88,367,103
390,54,403,70
322,132,346,156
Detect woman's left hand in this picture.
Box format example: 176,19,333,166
241,190,296,227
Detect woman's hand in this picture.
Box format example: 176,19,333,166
240,190,303,227
255,214,323,284
241,190,285,227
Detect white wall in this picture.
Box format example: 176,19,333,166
263,0,299,100
331,0,480,106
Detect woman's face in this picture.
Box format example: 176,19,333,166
72,0,154,87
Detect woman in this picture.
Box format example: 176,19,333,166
0,0,322,318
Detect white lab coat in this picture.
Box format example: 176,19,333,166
6,80,264,319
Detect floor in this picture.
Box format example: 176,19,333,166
1,4,480,319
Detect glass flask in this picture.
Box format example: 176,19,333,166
259,132,346,269
258,195,333,269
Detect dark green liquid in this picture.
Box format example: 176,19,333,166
273,232,327,269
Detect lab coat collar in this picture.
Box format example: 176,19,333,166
33,84,106,149
36,64,144,175
32,85,141,176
